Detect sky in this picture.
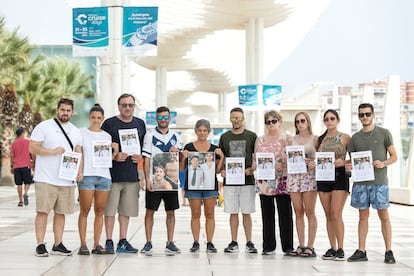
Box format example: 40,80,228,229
266,0,414,95
1,0,413,97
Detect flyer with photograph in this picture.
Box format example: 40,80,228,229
351,151,375,182
286,145,307,174
118,128,141,155
92,140,112,168
225,157,245,185
187,152,215,190
315,152,335,181
255,152,275,180
59,151,82,181
151,152,179,191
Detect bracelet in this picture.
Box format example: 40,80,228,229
383,160,388,167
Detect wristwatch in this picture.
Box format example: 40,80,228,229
383,160,388,167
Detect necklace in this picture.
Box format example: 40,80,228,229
361,128,375,139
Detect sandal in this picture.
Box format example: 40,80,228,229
17,202,23,207
92,244,107,254
78,245,90,255
300,247,317,258
286,246,304,257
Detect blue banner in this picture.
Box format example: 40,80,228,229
72,7,108,57
238,85,258,107
123,7,158,56
263,85,282,107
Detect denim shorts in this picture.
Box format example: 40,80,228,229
351,184,389,210
78,176,111,191
184,190,219,199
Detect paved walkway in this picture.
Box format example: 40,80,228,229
0,186,413,275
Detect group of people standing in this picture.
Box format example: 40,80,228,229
20,94,396,265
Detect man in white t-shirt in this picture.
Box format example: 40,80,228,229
29,98,82,257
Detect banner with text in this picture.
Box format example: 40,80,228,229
263,85,282,108
238,85,258,108
123,7,158,56
72,7,108,57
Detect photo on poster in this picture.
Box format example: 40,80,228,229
255,152,275,180
351,151,375,182
59,151,82,181
286,145,307,174
92,140,112,168
225,157,245,185
187,152,215,190
315,152,335,181
151,152,179,191
118,128,141,155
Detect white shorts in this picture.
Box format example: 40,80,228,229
223,185,256,214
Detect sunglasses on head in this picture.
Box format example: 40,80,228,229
119,103,135,108
157,115,170,120
295,118,306,125
265,119,278,125
324,116,336,122
358,112,372,118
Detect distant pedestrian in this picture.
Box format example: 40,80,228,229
10,128,34,207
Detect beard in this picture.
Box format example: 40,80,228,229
58,115,70,123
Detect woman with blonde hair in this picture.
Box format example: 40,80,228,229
254,110,294,255
286,112,318,257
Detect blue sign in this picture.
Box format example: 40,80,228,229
123,7,158,56
263,85,282,107
238,85,258,106
72,7,109,57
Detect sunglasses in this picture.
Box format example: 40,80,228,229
157,115,170,120
358,112,372,118
265,119,278,125
119,103,135,108
295,118,306,125
324,116,336,122
230,117,244,122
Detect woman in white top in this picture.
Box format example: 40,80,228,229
77,104,119,255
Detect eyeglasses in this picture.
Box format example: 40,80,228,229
157,115,170,120
295,118,306,125
265,119,278,125
358,112,372,118
230,117,244,122
119,103,135,108
324,116,336,122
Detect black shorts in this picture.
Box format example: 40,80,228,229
14,167,34,185
145,191,179,211
317,167,349,192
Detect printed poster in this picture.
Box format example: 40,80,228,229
72,7,109,56
351,151,375,182
118,129,141,155
151,152,179,191
255,152,275,180
92,140,112,168
263,85,282,108
225,157,245,185
123,7,158,56
286,145,307,174
315,152,335,181
59,151,82,181
238,85,257,107
187,152,216,190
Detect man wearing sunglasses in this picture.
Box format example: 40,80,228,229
346,103,397,264
218,107,258,254
101,93,147,254
141,106,183,255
